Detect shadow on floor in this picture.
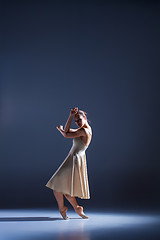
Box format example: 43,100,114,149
0,217,63,222
0,216,87,222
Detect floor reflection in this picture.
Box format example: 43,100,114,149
0,209,160,240
56,232,90,240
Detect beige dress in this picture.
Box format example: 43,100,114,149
45,137,90,199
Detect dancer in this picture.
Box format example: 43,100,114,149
45,107,92,220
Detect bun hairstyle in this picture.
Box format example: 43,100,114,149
77,110,91,124
78,110,87,117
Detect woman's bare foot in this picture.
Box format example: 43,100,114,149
59,206,69,220
74,206,88,219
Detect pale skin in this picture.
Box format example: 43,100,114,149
54,107,92,219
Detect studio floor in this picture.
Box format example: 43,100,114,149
0,208,160,240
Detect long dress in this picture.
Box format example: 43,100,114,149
45,136,90,199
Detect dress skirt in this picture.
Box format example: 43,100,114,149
45,137,90,199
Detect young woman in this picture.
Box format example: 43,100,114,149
45,107,92,220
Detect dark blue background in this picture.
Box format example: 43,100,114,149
1,0,160,211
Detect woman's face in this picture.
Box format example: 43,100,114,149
74,113,86,127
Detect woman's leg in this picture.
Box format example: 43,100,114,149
53,190,64,209
64,194,78,209
64,194,88,219
53,190,69,220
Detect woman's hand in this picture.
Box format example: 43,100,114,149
70,107,78,116
56,125,63,131
56,125,66,137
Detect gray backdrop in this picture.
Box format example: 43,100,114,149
1,0,160,211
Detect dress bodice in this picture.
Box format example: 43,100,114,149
69,137,88,155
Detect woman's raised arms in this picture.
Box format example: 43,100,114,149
56,126,85,138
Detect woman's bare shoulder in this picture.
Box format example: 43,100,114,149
83,127,92,136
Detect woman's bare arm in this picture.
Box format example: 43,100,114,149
64,114,73,133
56,127,85,138
68,128,80,132
64,108,78,133
57,125,79,132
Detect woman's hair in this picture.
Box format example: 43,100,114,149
76,110,91,124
